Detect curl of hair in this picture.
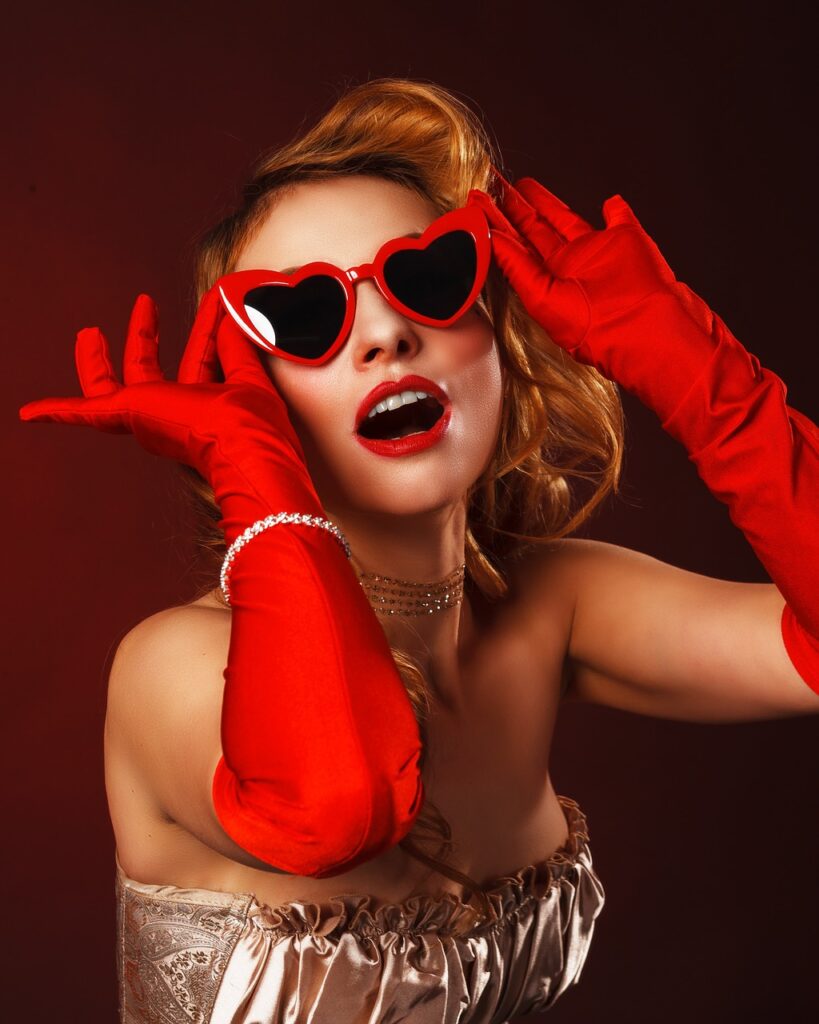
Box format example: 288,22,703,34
177,77,624,922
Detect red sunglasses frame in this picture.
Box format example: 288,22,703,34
214,203,491,366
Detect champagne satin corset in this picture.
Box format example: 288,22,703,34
115,795,605,1024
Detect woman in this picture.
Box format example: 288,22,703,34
19,79,819,1023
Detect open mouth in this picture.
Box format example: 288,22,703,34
357,396,446,441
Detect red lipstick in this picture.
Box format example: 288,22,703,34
354,373,451,458
354,374,450,432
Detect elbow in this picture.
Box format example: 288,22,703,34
306,757,427,878
781,603,819,702
211,756,425,878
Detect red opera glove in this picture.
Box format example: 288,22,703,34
468,175,819,694
18,288,425,875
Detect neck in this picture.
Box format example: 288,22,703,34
328,499,476,711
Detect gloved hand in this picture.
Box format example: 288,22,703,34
19,288,425,875
468,174,819,693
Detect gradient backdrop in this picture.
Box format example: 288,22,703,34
4,2,818,1021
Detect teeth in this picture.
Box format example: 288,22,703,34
366,389,431,419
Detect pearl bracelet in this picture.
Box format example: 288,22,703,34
220,512,352,606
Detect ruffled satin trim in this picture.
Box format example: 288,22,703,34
116,794,590,942
117,795,605,1022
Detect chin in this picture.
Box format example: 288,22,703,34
337,479,467,520
364,495,460,520
310,438,487,519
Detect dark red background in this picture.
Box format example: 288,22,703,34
4,2,818,1020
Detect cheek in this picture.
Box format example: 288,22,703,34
472,350,504,445
447,310,498,374
450,321,504,414
263,358,339,445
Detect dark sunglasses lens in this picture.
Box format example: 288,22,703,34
383,230,478,321
243,276,346,360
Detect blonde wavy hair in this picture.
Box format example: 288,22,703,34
176,77,625,920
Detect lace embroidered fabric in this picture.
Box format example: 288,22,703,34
115,794,605,1023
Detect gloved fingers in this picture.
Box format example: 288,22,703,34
123,294,165,385
487,167,571,258
75,326,121,397
18,390,130,432
490,228,590,350
488,225,547,280
601,194,643,229
178,285,224,385
499,182,568,261
468,189,541,263
216,312,276,389
514,178,594,241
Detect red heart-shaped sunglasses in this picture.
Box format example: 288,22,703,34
214,203,491,366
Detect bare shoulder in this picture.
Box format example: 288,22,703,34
494,539,592,699
106,595,231,743
501,537,600,631
104,593,231,816
501,536,674,703
505,534,676,650
111,585,232,681
104,590,292,872
507,536,631,608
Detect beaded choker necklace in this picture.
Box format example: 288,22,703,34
357,563,466,617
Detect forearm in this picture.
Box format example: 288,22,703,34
658,306,819,692
470,178,819,693
13,287,423,872
210,447,425,877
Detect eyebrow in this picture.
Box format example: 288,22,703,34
279,231,423,275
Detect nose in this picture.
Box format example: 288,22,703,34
347,278,423,365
